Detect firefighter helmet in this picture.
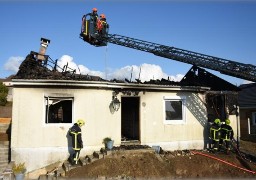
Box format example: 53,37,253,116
100,14,106,19
92,8,97,12
214,118,221,124
77,119,85,127
225,119,231,125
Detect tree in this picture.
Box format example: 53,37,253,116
0,82,8,106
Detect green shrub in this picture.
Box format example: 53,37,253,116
102,137,112,144
0,82,8,106
12,162,26,174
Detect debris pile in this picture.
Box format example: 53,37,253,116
13,53,104,81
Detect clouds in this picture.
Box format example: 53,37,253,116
4,56,24,73
108,63,183,82
3,54,184,82
57,55,105,78
57,55,184,82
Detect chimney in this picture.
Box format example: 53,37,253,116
37,38,51,61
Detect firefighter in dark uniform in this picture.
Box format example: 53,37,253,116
209,118,221,153
83,8,98,34
69,119,85,165
220,119,234,154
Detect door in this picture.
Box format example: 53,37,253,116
121,97,140,141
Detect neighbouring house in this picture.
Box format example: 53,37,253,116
10,53,240,173
238,83,256,142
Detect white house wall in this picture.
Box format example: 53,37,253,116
11,87,121,172
11,84,211,172
140,92,208,150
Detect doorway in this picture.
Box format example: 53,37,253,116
121,97,140,141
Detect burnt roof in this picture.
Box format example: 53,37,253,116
180,66,240,91
12,53,239,92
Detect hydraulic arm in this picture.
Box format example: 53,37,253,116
96,34,256,82
80,11,256,82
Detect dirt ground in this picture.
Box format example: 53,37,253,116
66,140,256,179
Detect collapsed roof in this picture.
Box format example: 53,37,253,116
12,52,239,92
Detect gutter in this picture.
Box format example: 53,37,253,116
11,79,210,92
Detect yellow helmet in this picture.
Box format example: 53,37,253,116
214,118,221,124
225,119,231,125
77,119,85,127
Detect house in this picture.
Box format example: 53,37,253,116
238,83,256,142
10,54,240,173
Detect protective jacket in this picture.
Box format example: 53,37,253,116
210,123,221,141
85,12,98,23
69,123,83,150
97,18,109,34
221,124,234,141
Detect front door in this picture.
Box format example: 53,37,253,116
121,97,140,141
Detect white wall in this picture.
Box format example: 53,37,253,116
140,92,208,150
11,87,121,172
11,85,209,172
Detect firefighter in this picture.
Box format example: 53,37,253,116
83,8,98,35
220,119,234,154
69,119,85,165
85,7,98,24
97,14,109,36
209,118,221,153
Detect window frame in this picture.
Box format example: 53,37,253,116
44,94,74,125
163,96,186,125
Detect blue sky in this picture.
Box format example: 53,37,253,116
1,0,256,86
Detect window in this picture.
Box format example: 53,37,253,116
164,96,186,124
45,95,73,124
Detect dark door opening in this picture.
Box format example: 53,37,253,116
121,97,140,141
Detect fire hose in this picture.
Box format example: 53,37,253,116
231,138,256,166
191,150,256,175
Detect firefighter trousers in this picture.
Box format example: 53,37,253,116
69,149,81,165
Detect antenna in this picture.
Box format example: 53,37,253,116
130,66,133,82
138,66,141,81
104,45,108,79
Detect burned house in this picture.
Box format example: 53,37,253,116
10,48,240,173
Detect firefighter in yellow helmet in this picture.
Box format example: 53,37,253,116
69,119,85,165
209,118,221,153
220,119,234,154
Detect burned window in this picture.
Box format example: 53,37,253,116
164,97,186,124
45,96,73,124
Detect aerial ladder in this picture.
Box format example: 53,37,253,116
80,12,256,82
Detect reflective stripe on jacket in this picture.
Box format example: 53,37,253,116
210,123,221,141
69,123,83,150
221,124,234,141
